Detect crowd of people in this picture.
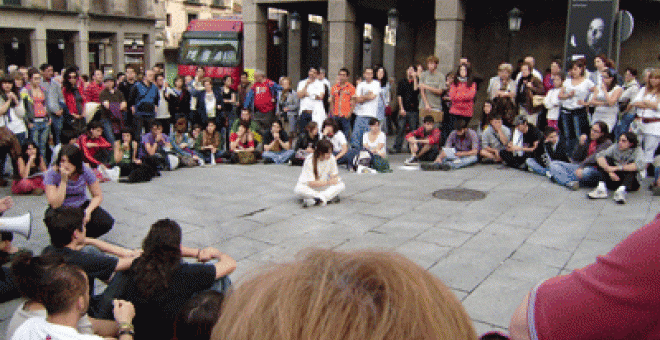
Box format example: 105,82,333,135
0,51,658,339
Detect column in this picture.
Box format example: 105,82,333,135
321,19,329,73
382,25,396,81
30,25,48,67
434,0,464,75
287,13,303,85
143,32,156,68
112,31,125,74
73,18,90,75
243,0,267,72
328,0,357,80
370,25,383,67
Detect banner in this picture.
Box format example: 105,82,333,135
564,0,619,71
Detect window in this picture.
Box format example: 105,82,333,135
3,0,21,5
166,14,171,27
187,13,198,25
212,0,225,7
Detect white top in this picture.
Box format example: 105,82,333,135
363,131,386,156
7,301,94,339
632,87,660,136
11,317,101,340
562,78,595,110
297,79,325,112
544,88,562,121
323,131,348,154
204,92,217,118
0,97,27,134
592,85,622,130
354,80,381,118
512,129,524,157
297,154,339,185
156,87,172,119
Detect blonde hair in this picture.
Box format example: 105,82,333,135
212,248,477,340
648,69,660,94
498,63,513,74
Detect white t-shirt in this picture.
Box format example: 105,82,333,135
632,87,660,136
297,154,339,185
544,88,562,121
354,80,381,118
562,78,595,110
323,131,347,154
156,87,172,119
297,79,325,112
11,317,101,340
204,92,217,118
0,98,27,134
6,301,94,339
363,131,386,155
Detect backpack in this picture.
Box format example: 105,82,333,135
372,154,392,173
352,150,372,171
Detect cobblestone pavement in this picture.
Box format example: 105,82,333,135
1,152,658,336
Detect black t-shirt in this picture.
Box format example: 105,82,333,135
119,262,216,340
397,79,420,112
295,132,319,151
263,129,290,145
42,245,118,295
220,87,236,113
521,125,543,157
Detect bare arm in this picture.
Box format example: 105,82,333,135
85,238,138,258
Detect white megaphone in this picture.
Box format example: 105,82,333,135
0,213,31,239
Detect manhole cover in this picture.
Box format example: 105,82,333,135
433,188,487,201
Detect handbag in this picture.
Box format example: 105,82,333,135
237,151,256,164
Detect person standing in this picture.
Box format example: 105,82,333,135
22,68,51,157
392,65,420,154
154,74,173,135
40,64,65,145
84,69,104,104
418,56,446,122
243,70,282,136
98,75,126,145
296,68,326,135
118,65,138,131
329,68,355,140
129,69,159,139
351,67,380,150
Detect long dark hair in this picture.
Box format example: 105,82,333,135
56,144,84,175
375,65,388,88
313,139,333,180
592,121,610,144
0,77,16,108
62,67,78,93
131,219,182,299
21,140,42,164
454,64,474,87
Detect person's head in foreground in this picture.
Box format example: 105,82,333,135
211,248,477,340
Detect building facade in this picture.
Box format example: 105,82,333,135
0,0,166,75
162,0,241,49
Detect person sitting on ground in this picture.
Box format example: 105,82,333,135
547,121,612,190
113,129,141,177
173,291,224,340
480,114,511,163
291,121,319,166
12,140,47,195
227,121,258,164
169,117,200,165
404,115,441,165
321,118,356,169
500,116,542,169
50,129,78,167
140,121,177,170
422,120,479,171
6,253,120,339
42,206,138,302
78,121,113,169
262,119,294,164
587,131,643,204
363,117,386,158
509,214,660,340
44,145,115,238
10,263,137,340
211,248,477,340
525,126,569,177
230,108,262,144
107,219,235,340
294,139,345,208
195,121,223,164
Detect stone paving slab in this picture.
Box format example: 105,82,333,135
0,151,657,337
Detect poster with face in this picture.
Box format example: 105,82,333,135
564,0,618,71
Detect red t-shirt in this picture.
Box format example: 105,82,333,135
531,214,660,340
252,80,275,113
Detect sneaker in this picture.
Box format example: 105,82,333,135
302,198,316,208
566,181,579,191
404,156,418,165
613,190,626,204
588,187,608,199
545,171,552,179
328,196,340,204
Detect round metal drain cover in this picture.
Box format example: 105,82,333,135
433,188,487,201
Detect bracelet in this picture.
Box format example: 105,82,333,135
119,323,134,331
118,328,135,337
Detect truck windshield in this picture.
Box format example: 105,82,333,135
179,38,241,67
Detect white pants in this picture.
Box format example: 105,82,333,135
294,182,345,203
642,133,660,164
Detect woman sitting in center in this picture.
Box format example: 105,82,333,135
294,139,345,208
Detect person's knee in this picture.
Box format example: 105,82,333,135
509,292,532,340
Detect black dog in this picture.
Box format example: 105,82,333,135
119,156,161,184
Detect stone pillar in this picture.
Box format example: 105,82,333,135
328,0,357,81
383,25,396,82
321,19,329,73
243,0,267,73
143,33,156,68
369,25,383,67
112,31,125,74
30,25,48,67
287,14,303,85
73,18,90,75
434,0,464,75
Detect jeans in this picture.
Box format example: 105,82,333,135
298,111,312,136
286,112,298,136
351,116,371,150
443,155,478,169
134,115,155,140
641,133,660,164
51,113,64,145
612,113,636,140
336,148,358,170
335,116,352,143
394,111,419,152
31,120,50,156
525,158,548,176
560,107,588,155
100,118,115,146
548,161,601,187
263,150,295,164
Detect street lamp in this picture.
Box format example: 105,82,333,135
57,39,65,50
289,11,301,31
310,32,320,48
131,39,138,50
272,29,283,46
387,8,398,29
508,7,522,33
364,36,372,52
11,37,19,50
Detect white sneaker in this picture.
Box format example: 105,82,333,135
109,166,120,182
613,190,626,204
588,187,608,199
302,198,316,208
404,157,418,166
